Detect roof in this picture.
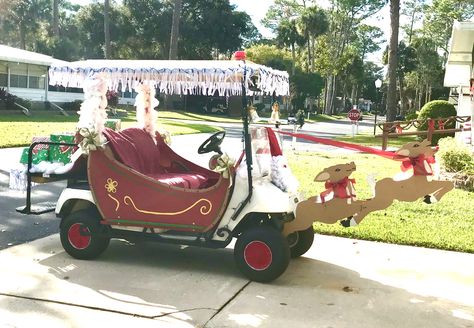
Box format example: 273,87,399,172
444,21,474,87
49,59,290,96
0,44,66,66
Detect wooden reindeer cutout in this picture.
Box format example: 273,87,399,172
284,162,363,235
285,139,454,235
352,139,454,224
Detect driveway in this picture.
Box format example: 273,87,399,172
0,233,472,327
0,123,472,327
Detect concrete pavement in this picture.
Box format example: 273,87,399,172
0,126,473,327
0,233,472,327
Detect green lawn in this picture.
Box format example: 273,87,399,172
158,109,344,124
288,150,474,253
0,113,220,148
335,133,418,149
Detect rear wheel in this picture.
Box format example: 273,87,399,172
60,209,110,260
234,226,290,283
287,227,314,258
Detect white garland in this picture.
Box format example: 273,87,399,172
76,76,108,152
270,155,299,193
49,61,290,96
134,83,159,138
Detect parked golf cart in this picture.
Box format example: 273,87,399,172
19,57,313,282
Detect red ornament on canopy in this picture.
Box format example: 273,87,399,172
233,51,246,61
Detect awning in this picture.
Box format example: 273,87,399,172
49,59,290,96
444,21,474,87
0,44,66,67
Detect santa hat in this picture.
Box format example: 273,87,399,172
266,127,282,156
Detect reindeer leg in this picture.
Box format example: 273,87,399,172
352,197,394,224
428,182,454,203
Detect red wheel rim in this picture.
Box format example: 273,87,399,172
244,241,272,271
68,223,91,250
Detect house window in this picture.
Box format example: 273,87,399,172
0,74,7,87
10,74,27,88
28,76,45,89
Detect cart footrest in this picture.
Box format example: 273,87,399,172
16,201,56,215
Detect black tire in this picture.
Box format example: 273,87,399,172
234,225,290,283
287,227,314,258
60,209,110,260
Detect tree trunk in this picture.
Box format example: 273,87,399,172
351,84,357,107
386,0,400,122
306,34,311,72
104,0,111,59
20,24,26,49
325,75,335,115
398,76,407,115
169,0,182,60
53,0,59,37
291,44,296,76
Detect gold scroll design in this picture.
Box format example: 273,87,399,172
105,178,121,212
123,196,212,216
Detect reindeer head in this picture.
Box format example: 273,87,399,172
314,162,356,183
396,139,436,158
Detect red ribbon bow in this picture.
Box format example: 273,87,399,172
320,177,356,203
401,155,436,176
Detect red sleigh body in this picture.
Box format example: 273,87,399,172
88,128,231,233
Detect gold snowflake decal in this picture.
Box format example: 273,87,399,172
105,178,118,193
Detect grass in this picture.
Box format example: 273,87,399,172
158,109,344,124
0,113,221,148
158,110,242,123
287,150,474,253
335,133,418,149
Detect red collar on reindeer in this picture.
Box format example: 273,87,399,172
320,177,356,203
401,155,436,176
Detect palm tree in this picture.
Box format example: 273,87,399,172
298,6,328,72
276,19,304,76
104,0,111,59
386,0,399,122
169,0,182,60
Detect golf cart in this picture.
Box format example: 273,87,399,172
22,58,313,282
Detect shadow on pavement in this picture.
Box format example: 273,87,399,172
0,238,462,327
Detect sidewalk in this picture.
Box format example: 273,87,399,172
0,234,472,327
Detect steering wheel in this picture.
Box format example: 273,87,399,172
198,131,226,154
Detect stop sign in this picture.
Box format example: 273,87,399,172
348,109,361,121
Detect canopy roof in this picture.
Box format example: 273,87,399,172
444,21,474,87
49,59,290,96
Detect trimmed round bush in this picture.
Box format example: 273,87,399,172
437,137,474,173
417,100,457,145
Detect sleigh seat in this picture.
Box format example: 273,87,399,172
102,128,219,189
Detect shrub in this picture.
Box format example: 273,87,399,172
437,137,474,173
106,90,119,107
0,87,16,108
254,102,266,112
62,100,83,112
417,100,457,145
405,112,418,120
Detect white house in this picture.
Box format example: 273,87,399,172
0,44,135,106
444,21,474,143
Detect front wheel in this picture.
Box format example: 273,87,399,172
234,226,290,283
287,227,314,258
60,209,110,260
